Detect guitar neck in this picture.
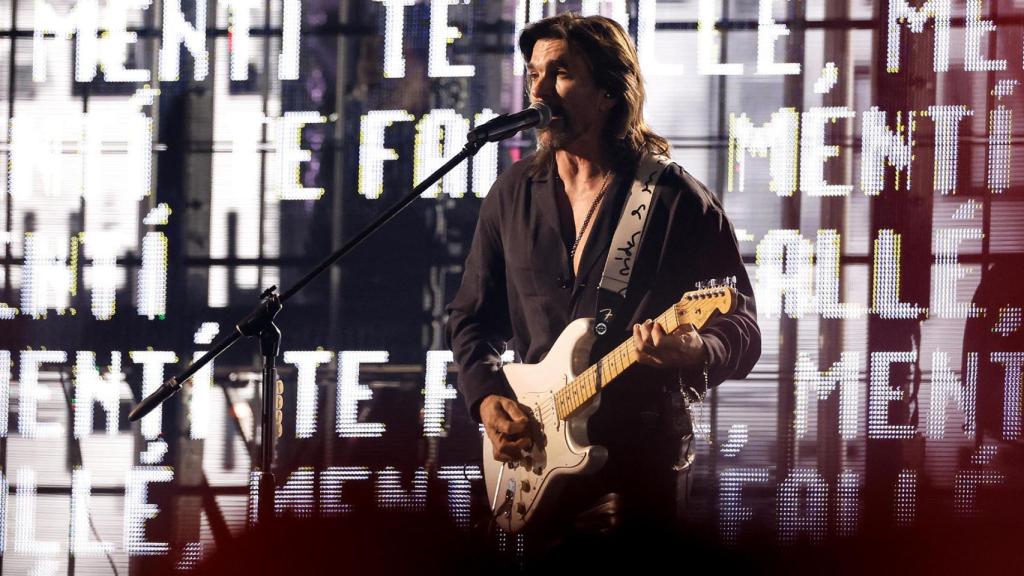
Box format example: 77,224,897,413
552,304,688,421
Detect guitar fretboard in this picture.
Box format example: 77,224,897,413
553,305,685,421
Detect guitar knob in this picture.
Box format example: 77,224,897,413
516,503,527,516
521,479,531,492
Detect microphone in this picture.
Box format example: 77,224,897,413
129,376,182,422
468,102,551,144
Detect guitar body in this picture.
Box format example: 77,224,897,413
482,317,608,534
479,285,736,534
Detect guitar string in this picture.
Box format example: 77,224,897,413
522,296,719,422
533,327,666,419
532,333,658,418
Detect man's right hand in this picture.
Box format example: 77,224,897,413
480,394,534,462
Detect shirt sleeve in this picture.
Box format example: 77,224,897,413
690,199,762,392
444,183,516,424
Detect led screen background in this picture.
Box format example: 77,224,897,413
0,0,1020,572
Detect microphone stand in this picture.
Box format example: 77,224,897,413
129,134,491,524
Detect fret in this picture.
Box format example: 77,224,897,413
659,311,673,332
608,347,618,385
671,303,685,331
551,287,734,421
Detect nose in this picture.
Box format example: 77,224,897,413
529,71,554,103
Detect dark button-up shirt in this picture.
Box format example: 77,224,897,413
445,154,760,465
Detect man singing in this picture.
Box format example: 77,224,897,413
446,12,760,551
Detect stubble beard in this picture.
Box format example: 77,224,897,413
538,119,576,151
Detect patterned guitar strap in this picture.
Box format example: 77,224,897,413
594,153,707,456
592,152,674,339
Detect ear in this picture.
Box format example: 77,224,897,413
599,92,616,112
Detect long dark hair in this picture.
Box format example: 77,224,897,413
518,13,670,170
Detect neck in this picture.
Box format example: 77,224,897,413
554,305,681,420
554,144,610,189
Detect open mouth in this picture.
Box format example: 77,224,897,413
544,104,564,119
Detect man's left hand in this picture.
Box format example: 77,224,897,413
632,319,708,369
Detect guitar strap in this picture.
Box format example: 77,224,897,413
592,152,674,337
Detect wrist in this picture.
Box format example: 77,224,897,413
678,361,710,400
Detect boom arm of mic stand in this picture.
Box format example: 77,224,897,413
128,330,241,422
128,139,485,422
280,140,483,301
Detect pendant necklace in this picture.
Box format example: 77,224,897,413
567,170,613,266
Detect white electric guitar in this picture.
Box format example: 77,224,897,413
483,284,737,533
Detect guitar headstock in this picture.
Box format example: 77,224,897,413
673,285,737,330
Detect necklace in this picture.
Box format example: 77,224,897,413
567,171,613,266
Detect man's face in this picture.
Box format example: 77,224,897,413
526,38,613,152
